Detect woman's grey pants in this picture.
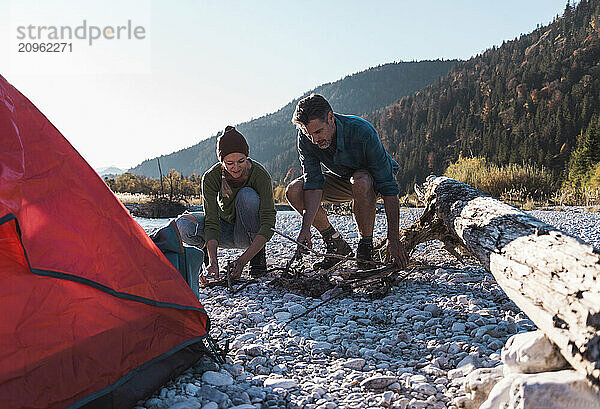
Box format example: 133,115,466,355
175,187,261,249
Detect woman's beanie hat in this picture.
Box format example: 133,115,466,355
217,126,249,161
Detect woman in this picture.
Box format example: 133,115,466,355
175,125,276,281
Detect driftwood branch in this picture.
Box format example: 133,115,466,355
409,176,600,388
271,228,383,267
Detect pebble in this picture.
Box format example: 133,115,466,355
342,358,366,370
287,303,307,315
242,344,264,357
263,378,298,389
167,400,202,409
247,312,264,323
136,208,596,409
201,371,233,386
274,311,292,321
200,385,227,403
452,322,466,333
184,383,200,396
360,375,398,389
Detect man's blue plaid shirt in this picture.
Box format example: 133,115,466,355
297,113,400,196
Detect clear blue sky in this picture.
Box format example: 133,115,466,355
1,0,569,169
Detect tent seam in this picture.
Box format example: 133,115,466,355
0,212,210,316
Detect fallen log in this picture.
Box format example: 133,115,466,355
408,176,600,388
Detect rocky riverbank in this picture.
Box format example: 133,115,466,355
135,208,600,409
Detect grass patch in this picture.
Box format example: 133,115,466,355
444,157,556,208
114,192,203,205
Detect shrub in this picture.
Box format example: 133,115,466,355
553,186,600,206
444,157,556,203
273,185,288,204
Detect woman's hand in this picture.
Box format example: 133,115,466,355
207,261,220,280
230,256,249,279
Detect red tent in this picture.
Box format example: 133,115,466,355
0,75,210,409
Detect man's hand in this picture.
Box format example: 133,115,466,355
386,236,409,268
296,226,313,254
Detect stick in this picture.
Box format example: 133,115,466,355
347,266,415,286
231,279,259,295
284,286,346,328
282,250,301,277
226,262,232,291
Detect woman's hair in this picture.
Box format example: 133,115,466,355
216,125,249,161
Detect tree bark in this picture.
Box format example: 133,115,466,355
411,176,600,388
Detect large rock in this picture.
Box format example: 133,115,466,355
286,303,307,315
480,370,600,409
463,366,505,409
247,312,264,323
502,331,569,374
479,374,519,409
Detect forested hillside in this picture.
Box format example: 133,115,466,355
369,0,600,192
129,61,455,179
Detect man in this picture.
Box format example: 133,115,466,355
286,94,409,269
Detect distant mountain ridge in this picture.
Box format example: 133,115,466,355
129,60,456,179
97,166,126,177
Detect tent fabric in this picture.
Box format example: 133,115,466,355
0,75,210,409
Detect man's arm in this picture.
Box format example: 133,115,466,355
297,131,325,190
382,195,409,268
297,189,323,249
362,130,400,198
296,132,325,250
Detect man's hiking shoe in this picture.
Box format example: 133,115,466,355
249,248,267,277
356,239,374,270
313,232,352,270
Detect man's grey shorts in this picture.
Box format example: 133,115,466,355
320,171,377,203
